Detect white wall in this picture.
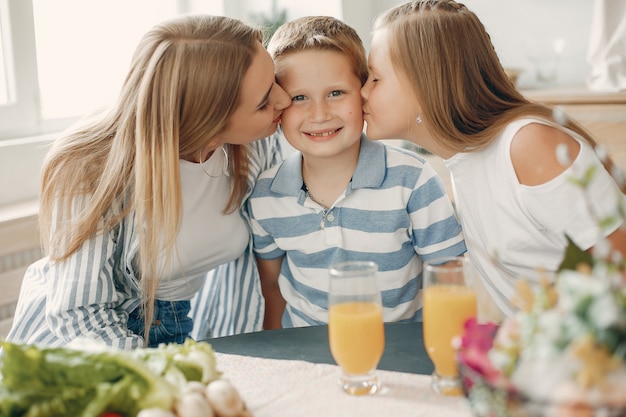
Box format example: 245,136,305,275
228,0,343,23
459,0,594,89
344,0,595,89
241,0,596,88
0,136,51,206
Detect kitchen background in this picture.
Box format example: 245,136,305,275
0,0,624,337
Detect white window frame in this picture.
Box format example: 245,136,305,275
0,0,227,141
0,0,40,139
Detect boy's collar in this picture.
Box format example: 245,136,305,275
352,135,386,190
269,134,386,196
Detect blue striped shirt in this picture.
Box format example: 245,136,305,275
7,135,282,349
248,137,466,327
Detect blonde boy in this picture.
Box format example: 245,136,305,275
247,16,466,328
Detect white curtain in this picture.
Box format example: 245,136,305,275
586,0,626,92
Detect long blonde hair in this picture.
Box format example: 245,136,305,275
375,0,597,152
39,15,263,341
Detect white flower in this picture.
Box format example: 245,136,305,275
528,310,563,357
589,292,621,329
594,144,608,163
555,143,572,166
557,271,607,311
560,314,587,342
488,349,515,374
610,165,625,188
552,106,568,127
592,238,611,260
493,315,521,350
512,356,577,402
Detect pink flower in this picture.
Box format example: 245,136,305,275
457,318,503,385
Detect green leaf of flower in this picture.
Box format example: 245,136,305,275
567,165,597,188
557,235,594,272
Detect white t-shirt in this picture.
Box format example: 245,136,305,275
445,118,625,317
157,149,248,300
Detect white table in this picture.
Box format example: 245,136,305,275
215,352,474,417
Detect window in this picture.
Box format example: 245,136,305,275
0,0,39,139
0,16,10,105
0,0,222,206
34,0,179,121
0,0,221,141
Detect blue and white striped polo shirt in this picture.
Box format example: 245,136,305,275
248,136,466,327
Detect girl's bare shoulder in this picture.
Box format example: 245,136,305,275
510,122,580,186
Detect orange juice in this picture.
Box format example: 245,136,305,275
328,301,385,375
423,285,477,377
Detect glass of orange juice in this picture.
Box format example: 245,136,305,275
423,256,477,396
328,261,385,396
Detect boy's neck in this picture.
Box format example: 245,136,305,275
300,144,360,209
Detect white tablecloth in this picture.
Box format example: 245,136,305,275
215,353,474,417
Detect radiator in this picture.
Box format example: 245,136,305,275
0,247,42,274
0,247,42,322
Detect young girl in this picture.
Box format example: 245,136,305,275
361,0,626,319
7,15,290,349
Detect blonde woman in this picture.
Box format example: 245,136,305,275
7,15,290,349
361,0,626,319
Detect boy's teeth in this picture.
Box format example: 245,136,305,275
309,130,336,137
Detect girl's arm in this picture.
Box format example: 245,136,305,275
511,122,626,260
510,122,580,187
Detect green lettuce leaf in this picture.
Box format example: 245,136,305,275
0,339,219,417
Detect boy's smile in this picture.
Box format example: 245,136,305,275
305,127,343,141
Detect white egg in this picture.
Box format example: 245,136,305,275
176,392,215,417
205,379,244,417
136,408,177,417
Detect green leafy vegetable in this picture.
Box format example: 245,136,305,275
0,339,220,417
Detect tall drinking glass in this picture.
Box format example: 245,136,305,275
328,261,385,396
423,256,477,396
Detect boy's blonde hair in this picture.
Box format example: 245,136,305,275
267,16,368,86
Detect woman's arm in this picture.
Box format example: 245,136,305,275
256,256,285,330
46,226,143,349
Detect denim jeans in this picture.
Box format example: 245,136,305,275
127,299,194,347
